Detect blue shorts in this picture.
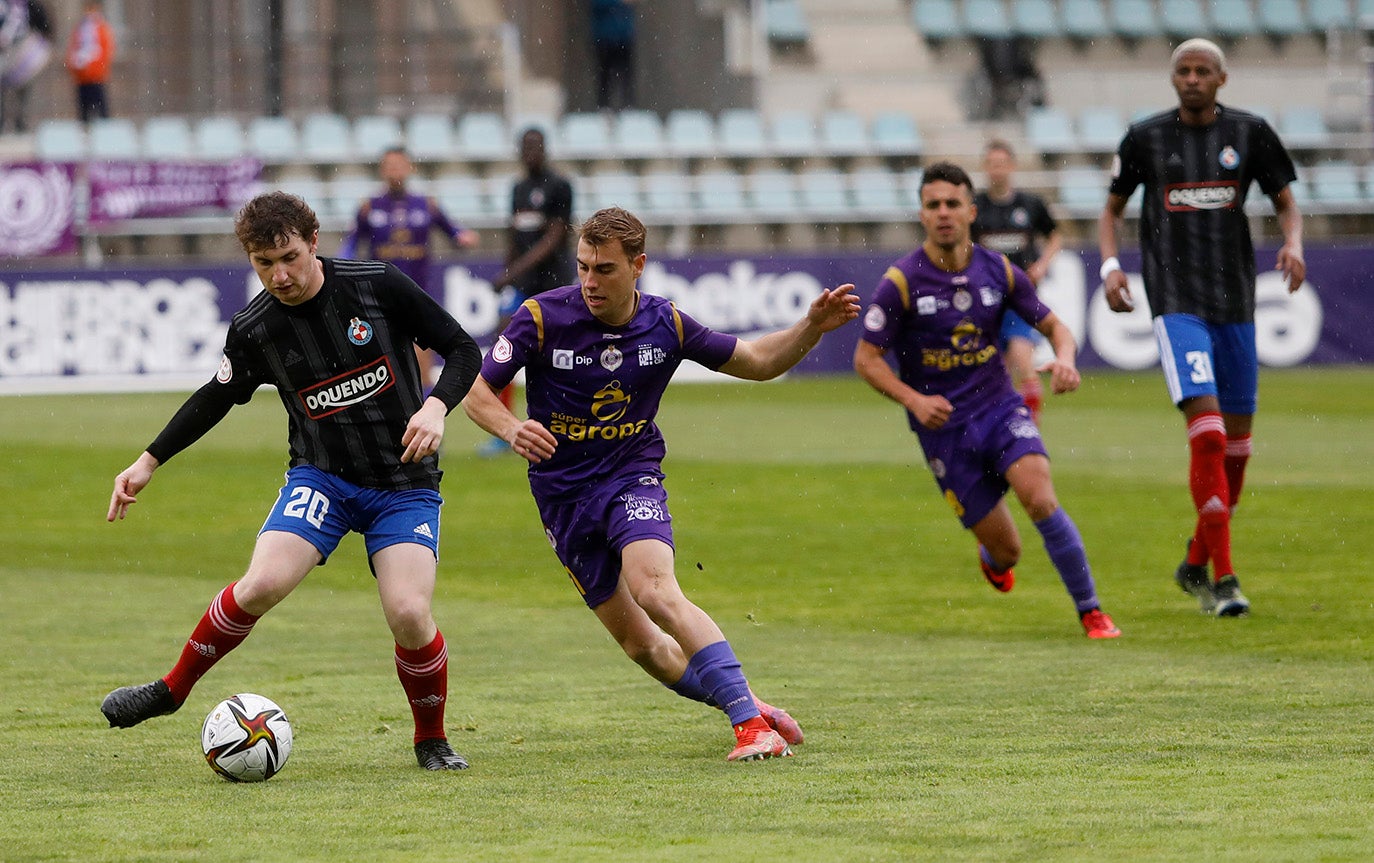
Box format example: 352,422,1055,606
916,393,1047,529
535,474,674,609
998,311,1043,348
1153,314,1258,414
260,465,442,567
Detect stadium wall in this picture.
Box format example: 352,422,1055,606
0,245,1367,395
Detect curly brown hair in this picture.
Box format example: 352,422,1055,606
578,207,646,260
233,191,320,253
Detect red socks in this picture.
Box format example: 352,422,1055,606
1225,433,1252,510
395,631,449,743
162,581,259,704
1187,413,1233,578
1020,377,1044,424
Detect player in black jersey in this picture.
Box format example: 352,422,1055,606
1097,39,1306,618
100,191,482,771
973,140,1063,423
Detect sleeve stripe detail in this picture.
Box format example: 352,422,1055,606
522,298,544,351
883,266,910,310
669,303,685,347
1002,255,1014,293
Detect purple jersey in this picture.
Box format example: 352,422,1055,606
353,192,462,295
861,245,1050,431
480,285,738,502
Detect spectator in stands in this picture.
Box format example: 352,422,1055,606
480,126,574,456
976,37,1044,120
341,146,479,387
65,0,113,123
854,161,1121,641
972,140,1063,423
0,0,53,134
1098,38,1305,618
590,0,637,111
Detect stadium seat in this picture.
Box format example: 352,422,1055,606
849,167,907,217
558,112,612,160
1059,0,1112,39
247,115,301,164
405,113,457,162
1057,166,1108,213
300,113,354,163
692,169,750,219
273,174,328,211
1309,160,1364,204
1158,0,1211,37
1079,106,1126,152
34,119,87,160
1360,0,1374,28
717,109,768,159
912,0,964,42
1306,0,1354,29
433,171,494,222
1278,105,1330,149
963,0,1014,38
871,112,924,157
194,116,247,160
1256,0,1310,35
352,115,403,161
328,175,375,220
455,112,509,161
88,118,140,159
1109,0,1163,38
586,172,645,212
765,0,811,44
769,111,819,159
612,110,664,160
796,169,851,217
745,170,801,219
639,172,693,218
819,110,871,158
141,116,195,160
664,109,717,159
1010,0,1064,37
1025,107,1079,155
1209,0,1261,37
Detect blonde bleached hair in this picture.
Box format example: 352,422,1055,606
1171,38,1226,73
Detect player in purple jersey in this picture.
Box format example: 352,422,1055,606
342,147,479,386
101,192,482,771
462,207,860,761
1098,39,1306,617
855,162,1121,640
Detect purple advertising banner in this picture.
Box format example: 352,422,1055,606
0,245,1369,394
86,158,263,223
0,162,78,258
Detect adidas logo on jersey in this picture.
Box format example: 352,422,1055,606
413,522,434,539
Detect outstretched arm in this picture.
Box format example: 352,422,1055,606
461,376,558,464
717,284,860,381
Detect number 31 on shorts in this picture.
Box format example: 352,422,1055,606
1184,350,1215,385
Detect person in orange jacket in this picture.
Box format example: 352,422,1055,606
65,0,113,122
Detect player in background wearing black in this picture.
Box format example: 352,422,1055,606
1098,38,1305,617
972,140,1063,423
101,191,482,771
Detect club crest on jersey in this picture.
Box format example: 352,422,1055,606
1219,146,1239,170
216,355,233,383
600,345,623,371
952,289,973,311
864,304,888,330
347,317,374,346
492,336,514,363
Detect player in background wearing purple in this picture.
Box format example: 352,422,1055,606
341,147,479,387
854,162,1121,640
1099,38,1305,617
462,207,860,761
972,140,1063,424
102,192,482,771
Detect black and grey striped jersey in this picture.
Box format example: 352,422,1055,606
148,257,480,491
1109,104,1296,323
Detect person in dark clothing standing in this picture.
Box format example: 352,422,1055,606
100,191,482,772
590,0,637,111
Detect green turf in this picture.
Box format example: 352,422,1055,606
2,369,1371,862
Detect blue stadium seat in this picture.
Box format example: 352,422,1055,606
1057,166,1108,213
1158,0,1211,37
664,109,717,159
745,170,801,219
640,172,693,218
912,0,964,41
274,174,328,211
1278,105,1330,149
612,110,664,160
1109,0,1163,38
871,112,924,157
1306,0,1353,29
1010,0,1064,37
88,118,140,159
405,113,457,162
300,113,353,163
819,110,871,158
796,169,851,217
1256,0,1309,35
432,172,492,223
558,112,612,160
693,169,750,219
1025,107,1079,155
1060,0,1111,38
1360,0,1374,28
849,167,906,217
964,0,1014,38
194,116,246,160
1079,106,1126,152
328,175,376,220
586,172,645,212
455,112,509,161
141,116,194,160
34,119,87,160
717,109,768,159
769,111,819,159
1209,0,1260,37
247,116,300,164
1309,160,1364,203
352,115,403,161
765,0,811,44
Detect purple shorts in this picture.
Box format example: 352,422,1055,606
535,473,674,608
916,393,1047,528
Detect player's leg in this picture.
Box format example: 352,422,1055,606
1207,322,1258,616
1000,313,1043,423
970,499,1021,592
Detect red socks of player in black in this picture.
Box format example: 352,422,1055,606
162,581,259,705
395,631,450,744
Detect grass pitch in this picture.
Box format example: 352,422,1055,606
2,368,1371,862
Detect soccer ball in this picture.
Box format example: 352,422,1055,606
201,693,293,782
